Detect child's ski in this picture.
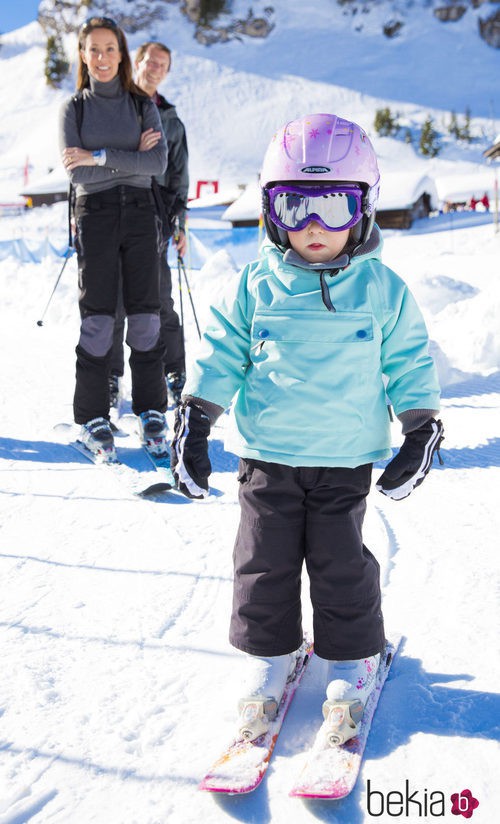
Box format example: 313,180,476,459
199,636,314,795
289,636,400,800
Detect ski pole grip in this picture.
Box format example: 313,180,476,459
173,215,180,243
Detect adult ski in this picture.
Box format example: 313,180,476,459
55,423,175,497
289,636,400,800
107,412,177,490
199,636,313,795
140,442,176,491
69,439,174,497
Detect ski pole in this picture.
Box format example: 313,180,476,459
177,253,201,339
172,217,185,337
36,247,74,326
177,254,185,335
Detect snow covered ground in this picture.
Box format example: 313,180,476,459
1,3,500,822
1,203,499,824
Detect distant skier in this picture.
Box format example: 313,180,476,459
59,17,168,460
109,41,189,409
171,113,443,745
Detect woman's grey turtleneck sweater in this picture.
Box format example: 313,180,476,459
59,75,167,197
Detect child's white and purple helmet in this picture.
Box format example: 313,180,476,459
260,113,380,251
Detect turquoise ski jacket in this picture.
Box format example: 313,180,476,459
184,228,440,468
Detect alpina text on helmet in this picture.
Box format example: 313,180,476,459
301,165,331,174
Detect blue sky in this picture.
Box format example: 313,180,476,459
1,0,40,33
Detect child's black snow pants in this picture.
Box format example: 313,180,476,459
229,459,385,661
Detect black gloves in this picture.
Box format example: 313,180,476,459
171,401,212,499
376,418,444,501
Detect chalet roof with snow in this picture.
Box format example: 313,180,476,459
483,136,500,162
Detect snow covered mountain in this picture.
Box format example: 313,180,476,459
1,0,499,202
0,3,499,823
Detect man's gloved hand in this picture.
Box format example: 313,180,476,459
376,418,444,501
171,401,211,499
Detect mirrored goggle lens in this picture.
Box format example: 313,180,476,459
268,185,363,232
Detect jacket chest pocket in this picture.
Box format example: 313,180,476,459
251,310,375,350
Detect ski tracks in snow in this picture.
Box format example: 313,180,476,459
1,379,498,824
1,228,500,821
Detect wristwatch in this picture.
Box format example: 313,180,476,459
92,149,106,166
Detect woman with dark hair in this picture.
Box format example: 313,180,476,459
59,16,169,460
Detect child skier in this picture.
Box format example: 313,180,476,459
171,113,443,744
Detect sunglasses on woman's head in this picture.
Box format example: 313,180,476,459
80,16,119,34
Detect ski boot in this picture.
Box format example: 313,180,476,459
236,650,299,742
138,409,168,457
79,417,116,462
321,654,380,746
166,371,186,407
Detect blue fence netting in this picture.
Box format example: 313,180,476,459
0,207,262,270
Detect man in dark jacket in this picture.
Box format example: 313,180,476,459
110,41,189,407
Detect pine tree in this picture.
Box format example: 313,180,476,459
448,111,460,139
460,107,472,143
419,116,441,157
447,108,472,143
45,34,69,88
374,107,399,137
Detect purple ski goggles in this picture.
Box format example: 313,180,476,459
267,184,364,232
